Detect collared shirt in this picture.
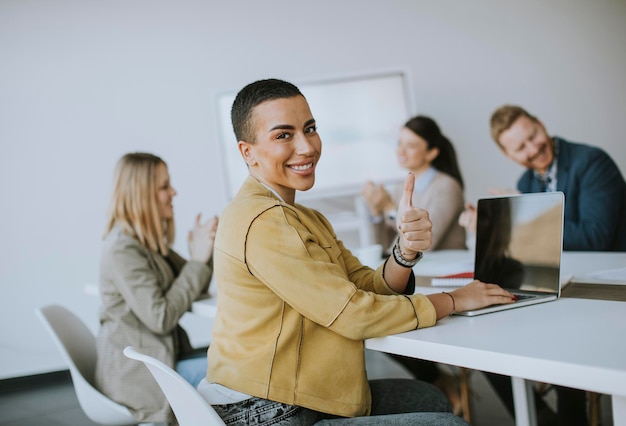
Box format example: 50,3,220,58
414,166,437,193
260,181,287,203
533,139,559,192
198,379,250,405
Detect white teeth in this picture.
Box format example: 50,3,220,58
290,163,313,171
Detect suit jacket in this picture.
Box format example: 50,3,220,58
517,138,626,251
95,226,213,423
207,176,436,418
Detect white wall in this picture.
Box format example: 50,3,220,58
1,0,625,379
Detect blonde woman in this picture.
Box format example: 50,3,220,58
95,152,217,424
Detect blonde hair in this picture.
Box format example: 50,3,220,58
104,152,174,255
490,105,539,147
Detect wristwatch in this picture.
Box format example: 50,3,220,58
392,238,423,268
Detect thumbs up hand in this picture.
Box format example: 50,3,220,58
396,172,432,257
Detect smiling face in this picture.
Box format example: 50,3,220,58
498,115,555,174
155,162,176,220
238,95,321,204
396,126,439,175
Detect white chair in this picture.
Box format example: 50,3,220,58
123,346,226,426
36,304,139,425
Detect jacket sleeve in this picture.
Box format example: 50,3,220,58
244,206,436,341
560,149,625,250
108,240,212,335
167,248,214,295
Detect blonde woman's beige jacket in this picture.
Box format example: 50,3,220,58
95,226,212,423
207,176,436,418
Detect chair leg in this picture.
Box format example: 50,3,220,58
459,367,472,424
588,391,601,426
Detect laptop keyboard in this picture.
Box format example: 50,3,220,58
512,293,535,301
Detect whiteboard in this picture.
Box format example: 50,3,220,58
216,71,413,200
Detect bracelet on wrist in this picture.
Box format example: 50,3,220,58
442,291,456,314
392,237,422,268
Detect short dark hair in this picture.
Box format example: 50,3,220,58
490,105,538,146
231,78,303,143
404,115,464,189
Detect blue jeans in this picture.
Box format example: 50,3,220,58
212,378,469,425
175,349,207,389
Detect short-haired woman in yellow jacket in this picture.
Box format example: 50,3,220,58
202,79,515,425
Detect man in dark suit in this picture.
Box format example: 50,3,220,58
462,105,626,425
490,104,626,251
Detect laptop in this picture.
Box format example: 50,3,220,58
454,191,565,316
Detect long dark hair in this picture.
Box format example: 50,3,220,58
404,115,464,189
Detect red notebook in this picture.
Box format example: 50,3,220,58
431,271,474,287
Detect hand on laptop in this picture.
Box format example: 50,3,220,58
450,281,517,313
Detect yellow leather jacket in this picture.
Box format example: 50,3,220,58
207,177,436,417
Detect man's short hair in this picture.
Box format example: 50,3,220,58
231,78,303,143
490,105,539,146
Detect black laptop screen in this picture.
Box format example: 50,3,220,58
474,192,564,293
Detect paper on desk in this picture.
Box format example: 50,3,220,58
573,267,626,285
588,267,626,281
415,256,474,277
560,274,574,288
433,273,575,289
431,277,473,287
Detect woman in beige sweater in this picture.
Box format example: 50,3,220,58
362,115,466,253
362,116,468,414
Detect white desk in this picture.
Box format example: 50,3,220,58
562,251,626,284
193,294,218,318
365,294,626,426
417,249,626,283
192,251,626,426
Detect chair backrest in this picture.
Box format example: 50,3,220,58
123,346,226,426
36,304,137,425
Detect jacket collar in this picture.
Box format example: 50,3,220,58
553,137,570,191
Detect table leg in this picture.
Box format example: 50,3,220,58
614,395,626,425
512,377,537,426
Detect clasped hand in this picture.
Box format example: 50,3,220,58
188,213,219,263
361,181,394,217
458,188,520,234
